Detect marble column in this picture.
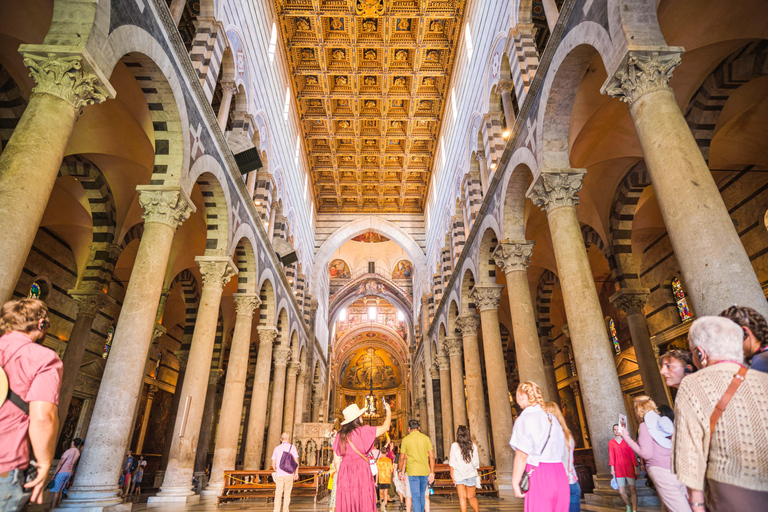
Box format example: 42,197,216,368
267,201,278,240
471,285,515,481
293,366,307,427
282,361,300,436
0,51,113,304
497,81,516,131
454,314,491,466
160,351,189,472
57,290,109,436
203,293,260,497
528,170,626,474
60,187,193,511
416,397,428,429
476,150,489,194
243,327,277,469
216,82,237,131
541,344,561,407
604,50,768,319
492,241,551,398
420,296,437,444
194,369,222,478
436,353,454,452
570,381,590,449
265,346,291,465
610,289,669,407
311,397,322,423
168,0,185,25
542,0,558,31
444,337,468,429
136,386,159,455
151,257,236,503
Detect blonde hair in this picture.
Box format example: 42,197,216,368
0,299,48,335
516,381,544,408
633,395,658,422
542,401,573,448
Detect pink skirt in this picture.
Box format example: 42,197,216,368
524,462,569,512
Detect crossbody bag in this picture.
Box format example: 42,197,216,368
519,414,553,493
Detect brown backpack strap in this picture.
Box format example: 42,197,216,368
347,439,369,463
709,366,748,437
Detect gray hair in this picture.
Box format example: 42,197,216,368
688,316,744,363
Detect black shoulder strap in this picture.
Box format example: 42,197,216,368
2,344,31,415
541,414,553,452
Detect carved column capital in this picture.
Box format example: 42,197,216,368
21,50,114,112
151,324,166,342
220,81,238,96
470,285,504,312
454,314,480,335
444,336,463,357
561,324,570,339
174,350,189,371
610,288,650,315
603,50,683,105
68,289,110,317
196,256,237,291
430,362,439,376
287,361,301,376
209,368,224,385
493,240,535,273
273,346,291,366
137,185,195,229
413,397,422,408
233,293,261,316
435,354,450,372
569,380,581,396
147,385,159,401
541,343,558,364
309,299,319,311
496,79,515,94
257,326,278,346
527,170,586,214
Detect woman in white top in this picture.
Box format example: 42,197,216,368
509,382,569,512
449,425,480,512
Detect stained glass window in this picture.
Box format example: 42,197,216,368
28,281,41,299
609,318,620,354
102,326,114,359
672,277,692,322
151,352,162,380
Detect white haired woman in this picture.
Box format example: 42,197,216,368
672,316,768,511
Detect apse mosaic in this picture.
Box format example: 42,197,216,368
339,347,401,390
392,260,413,279
329,259,351,279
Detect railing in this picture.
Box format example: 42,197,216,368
218,467,330,505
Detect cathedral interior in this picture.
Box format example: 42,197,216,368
1,0,767,509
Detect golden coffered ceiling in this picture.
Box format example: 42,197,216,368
274,0,468,213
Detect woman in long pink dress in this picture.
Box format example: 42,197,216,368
333,401,392,512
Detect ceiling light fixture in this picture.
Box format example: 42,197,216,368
490,163,497,170
502,130,509,139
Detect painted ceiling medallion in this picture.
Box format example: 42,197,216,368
356,0,385,17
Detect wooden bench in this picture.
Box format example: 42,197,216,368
429,465,499,499
218,467,329,505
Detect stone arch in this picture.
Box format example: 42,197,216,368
258,276,276,326
225,26,251,92
460,267,477,315
276,307,290,346
536,269,558,342
0,65,26,151
43,0,101,49
609,160,651,288
251,110,274,169
477,227,501,286
580,224,617,275
117,223,144,257
483,33,510,115
535,23,612,171
500,155,536,240
232,237,258,294
515,0,533,25
168,268,201,345
448,299,461,336
190,169,231,257
607,0,667,54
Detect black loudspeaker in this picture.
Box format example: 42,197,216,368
279,250,299,266
233,147,263,175
272,238,299,266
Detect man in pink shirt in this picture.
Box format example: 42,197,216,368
0,299,62,511
271,432,299,512
49,438,82,509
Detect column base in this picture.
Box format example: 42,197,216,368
152,470,165,489
146,493,200,506
55,486,128,511
585,474,660,507
495,470,514,490
53,505,131,512
200,481,224,499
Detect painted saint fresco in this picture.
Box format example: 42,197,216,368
392,260,413,279
351,232,390,243
329,259,351,278
341,347,400,389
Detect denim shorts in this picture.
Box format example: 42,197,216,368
455,477,476,487
51,472,71,492
0,468,32,512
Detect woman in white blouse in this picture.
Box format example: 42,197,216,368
509,382,569,511
449,425,480,512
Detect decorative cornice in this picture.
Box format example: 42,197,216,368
454,314,480,335
234,293,261,317
527,170,586,214
610,288,650,315
444,336,463,357
603,50,682,105
257,327,278,346
21,51,113,112
493,240,535,274
273,346,291,366
470,285,504,312
137,185,195,229
196,256,237,291
68,289,110,317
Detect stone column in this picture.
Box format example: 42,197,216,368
528,171,626,474
194,369,222,480
293,366,307,427
216,82,237,131
267,201,278,240
604,50,768,319
57,290,109,436
0,50,113,303
570,381,591,449
492,241,551,398
244,327,277,469
151,257,236,503
159,351,189,473
471,285,515,481
454,314,491,466
168,0,185,25
497,81,516,131
444,337,468,429
246,171,258,198
542,0,558,31
420,296,437,445
541,344,561,407
265,346,291,466
436,353,454,452
136,386,159,455
476,149,489,194
311,397,322,423
610,289,669,407
416,397,427,429
61,187,193,511
282,362,300,436
203,294,260,497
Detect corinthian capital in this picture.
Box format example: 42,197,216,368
287,361,301,376
21,50,113,112
603,50,683,105
610,288,650,315
527,170,586,214
444,336,463,357
454,314,480,335
273,346,291,366
137,185,195,229
435,354,450,372
196,256,237,291
493,240,535,274
470,285,504,312
68,289,110,317
234,293,261,317
257,326,278,346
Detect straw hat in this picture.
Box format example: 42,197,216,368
341,403,366,425
644,411,673,449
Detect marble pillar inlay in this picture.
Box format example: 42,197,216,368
244,327,277,469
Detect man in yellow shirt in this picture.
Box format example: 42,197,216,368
398,420,434,512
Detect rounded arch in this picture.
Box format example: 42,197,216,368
499,147,538,239
483,33,509,115
189,167,231,257
276,307,290,345
477,227,501,285
536,269,559,342
459,267,477,315
608,159,650,288
257,276,276,326
232,236,258,294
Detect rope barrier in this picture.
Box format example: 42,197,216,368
225,470,331,487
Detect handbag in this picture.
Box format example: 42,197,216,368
279,447,298,474
348,439,377,476
519,414,553,493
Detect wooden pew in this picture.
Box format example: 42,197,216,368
429,464,499,499
218,467,330,505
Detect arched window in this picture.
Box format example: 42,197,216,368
608,318,620,354
672,277,693,322
102,326,114,359
28,281,42,299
